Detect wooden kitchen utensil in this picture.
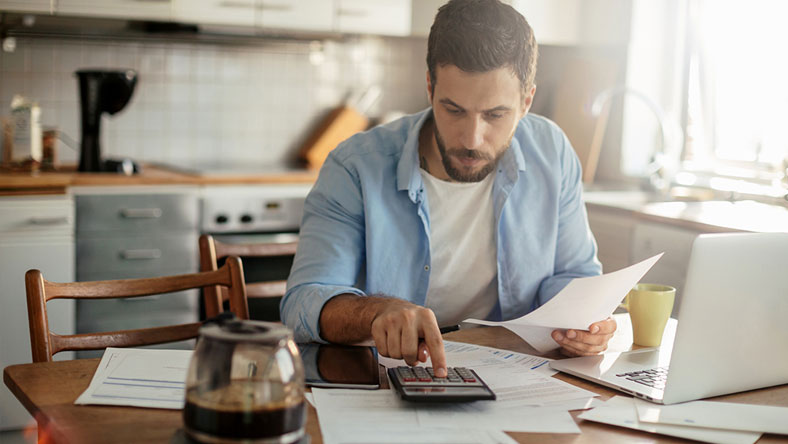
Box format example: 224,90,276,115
298,105,369,170
298,87,379,170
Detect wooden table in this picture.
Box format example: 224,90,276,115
5,321,788,443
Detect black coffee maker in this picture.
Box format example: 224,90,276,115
76,69,138,173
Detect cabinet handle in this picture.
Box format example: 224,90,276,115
28,217,70,226
337,8,369,17
128,0,170,3
120,249,162,260
220,0,257,9
120,208,163,219
257,2,294,12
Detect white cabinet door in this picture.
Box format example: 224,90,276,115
173,0,255,27
0,196,75,431
631,222,700,317
57,0,172,21
586,206,635,274
335,0,411,36
510,0,630,46
0,0,52,13
257,0,334,32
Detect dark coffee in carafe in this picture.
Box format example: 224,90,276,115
183,383,305,443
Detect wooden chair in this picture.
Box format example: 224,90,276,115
199,234,298,318
25,257,249,363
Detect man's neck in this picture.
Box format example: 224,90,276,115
418,117,450,181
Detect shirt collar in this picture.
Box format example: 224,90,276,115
396,108,528,199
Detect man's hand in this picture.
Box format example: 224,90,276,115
551,317,617,356
370,299,447,377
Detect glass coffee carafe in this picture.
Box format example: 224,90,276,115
183,315,305,444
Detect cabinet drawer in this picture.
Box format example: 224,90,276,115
335,0,411,36
76,194,197,234
258,0,334,31
76,233,197,275
0,195,74,238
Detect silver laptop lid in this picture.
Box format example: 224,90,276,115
662,232,788,404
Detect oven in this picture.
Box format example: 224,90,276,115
199,183,312,321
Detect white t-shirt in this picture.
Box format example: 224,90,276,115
420,168,498,327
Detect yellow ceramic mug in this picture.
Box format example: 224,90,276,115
620,284,676,347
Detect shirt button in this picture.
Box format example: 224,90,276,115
424,265,430,271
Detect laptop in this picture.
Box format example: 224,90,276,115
550,232,788,405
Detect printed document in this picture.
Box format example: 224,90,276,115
635,398,788,435
465,253,663,352
75,347,192,409
312,388,526,443
579,396,762,444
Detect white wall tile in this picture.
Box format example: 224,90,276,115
4,36,429,165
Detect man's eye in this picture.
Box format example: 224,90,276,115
446,108,462,115
486,113,503,119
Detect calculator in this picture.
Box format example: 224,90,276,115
388,366,496,402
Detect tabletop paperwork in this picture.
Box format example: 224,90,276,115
465,253,663,352
311,341,602,443
635,398,788,435
579,396,763,444
75,347,192,409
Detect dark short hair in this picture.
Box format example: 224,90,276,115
427,0,538,96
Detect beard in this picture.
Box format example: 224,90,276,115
434,125,508,183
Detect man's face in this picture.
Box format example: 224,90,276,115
428,64,533,182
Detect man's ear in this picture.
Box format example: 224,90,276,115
426,69,434,102
522,85,536,116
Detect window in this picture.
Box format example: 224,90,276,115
682,0,788,192
621,0,788,200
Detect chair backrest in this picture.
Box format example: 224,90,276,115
199,234,298,318
25,257,249,363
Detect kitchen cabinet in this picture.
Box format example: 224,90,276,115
335,0,411,36
0,195,75,431
630,221,700,316
173,0,255,28
0,0,53,14
74,187,200,358
257,0,334,32
509,0,630,46
56,0,173,21
586,207,635,274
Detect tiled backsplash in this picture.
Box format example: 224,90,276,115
0,36,429,166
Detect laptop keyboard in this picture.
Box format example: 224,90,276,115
616,367,668,389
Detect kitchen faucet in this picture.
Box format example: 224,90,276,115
591,86,682,194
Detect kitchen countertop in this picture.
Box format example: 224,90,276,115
584,189,788,233
0,164,319,195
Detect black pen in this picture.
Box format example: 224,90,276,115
439,325,460,334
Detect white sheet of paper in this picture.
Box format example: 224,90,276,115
416,402,581,434
75,348,192,409
635,398,788,435
311,388,519,444
377,341,556,376
465,253,663,352
579,396,762,444
320,427,519,444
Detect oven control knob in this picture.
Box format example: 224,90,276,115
240,214,253,223
215,214,229,224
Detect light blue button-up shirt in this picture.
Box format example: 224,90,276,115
281,108,601,343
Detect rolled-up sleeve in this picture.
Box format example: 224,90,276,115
280,148,368,343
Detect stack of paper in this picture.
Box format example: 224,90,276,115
312,341,603,444
75,347,192,409
579,396,767,444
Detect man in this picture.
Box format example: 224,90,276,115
281,0,616,378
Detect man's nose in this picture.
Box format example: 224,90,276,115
459,115,485,150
